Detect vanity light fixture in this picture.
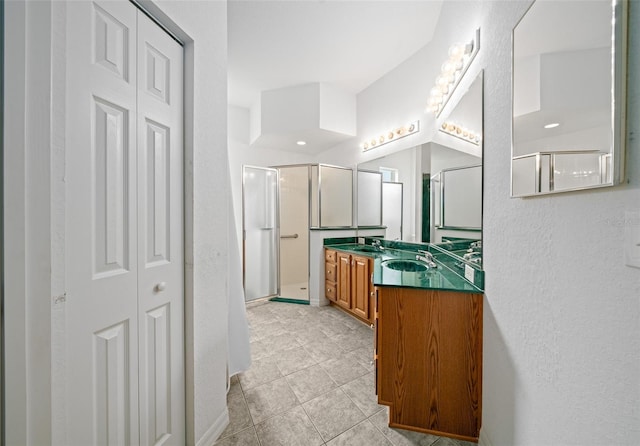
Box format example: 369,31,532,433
296,140,307,146
426,28,480,117
361,121,420,152
544,123,560,129
439,121,482,145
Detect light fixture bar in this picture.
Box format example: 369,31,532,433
439,121,481,146
426,28,481,118
361,121,420,152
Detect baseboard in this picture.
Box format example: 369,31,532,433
196,408,229,446
479,428,494,446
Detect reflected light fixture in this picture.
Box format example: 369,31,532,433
361,121,420,152
544,123,560,129
426,28,480,117
439,121,482,145
296,140,307,146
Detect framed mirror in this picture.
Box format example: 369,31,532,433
358,71,483,264
511,0,628,197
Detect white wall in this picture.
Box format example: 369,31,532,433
4,1,231,445
479,1,640,445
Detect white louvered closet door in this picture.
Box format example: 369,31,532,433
66,1,184,444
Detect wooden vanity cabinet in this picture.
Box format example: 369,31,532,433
375,286,483,442
351,255,373,321
324,249,337,303
324,248,374,324
336,252,352,310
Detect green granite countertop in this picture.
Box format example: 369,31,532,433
325,241,483,294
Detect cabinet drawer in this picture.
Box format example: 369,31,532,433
325,281,337,302
325,263,337,282
325,249,337,263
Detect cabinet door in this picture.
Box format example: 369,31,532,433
337,252,351,309
351,255,370,320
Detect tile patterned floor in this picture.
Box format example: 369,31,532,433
215,300,477,446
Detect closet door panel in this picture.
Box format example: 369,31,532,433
136,11,185,446
66,2,140,444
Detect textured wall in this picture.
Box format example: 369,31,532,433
480,1,640,445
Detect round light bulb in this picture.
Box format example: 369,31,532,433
441,61,456,74
448,43,465,59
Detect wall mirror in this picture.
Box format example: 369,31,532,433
358,71,483,264
511,0,628,197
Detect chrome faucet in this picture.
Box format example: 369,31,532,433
371,239,384,251
416,250,437,268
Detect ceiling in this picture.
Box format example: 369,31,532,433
228,0,444,113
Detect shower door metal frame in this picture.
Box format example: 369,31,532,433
271,163,313,302
241,165,280,301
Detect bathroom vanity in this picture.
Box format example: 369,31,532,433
325,248,375,324
324,238,483,442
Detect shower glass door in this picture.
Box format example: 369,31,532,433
243,166,279,301
278,166,310,301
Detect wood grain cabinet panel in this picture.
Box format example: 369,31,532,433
324,249,338,303
324,248,375,325
337,252,352,310
376,286,483,443
351,255,372,321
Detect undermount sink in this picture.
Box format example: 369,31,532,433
381,259,429,272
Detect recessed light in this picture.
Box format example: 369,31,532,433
296,141,306,146
544,123,560,129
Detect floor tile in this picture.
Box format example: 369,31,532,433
341,371,385,417
261,331,301,355
433,437,476,446
294,326,330,345
327,419,393,446
349,345,375,372
250,319,287,341
302,337,346,363
219,391,252,439
319,352,369,386
369,409,439,446
244,376,299,424
238,355,282,391
285,363,337,403
214,426,260,446
255,405,324,446
274,344,317,376
303,388,366,441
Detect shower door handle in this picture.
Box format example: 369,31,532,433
280,233,299,239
